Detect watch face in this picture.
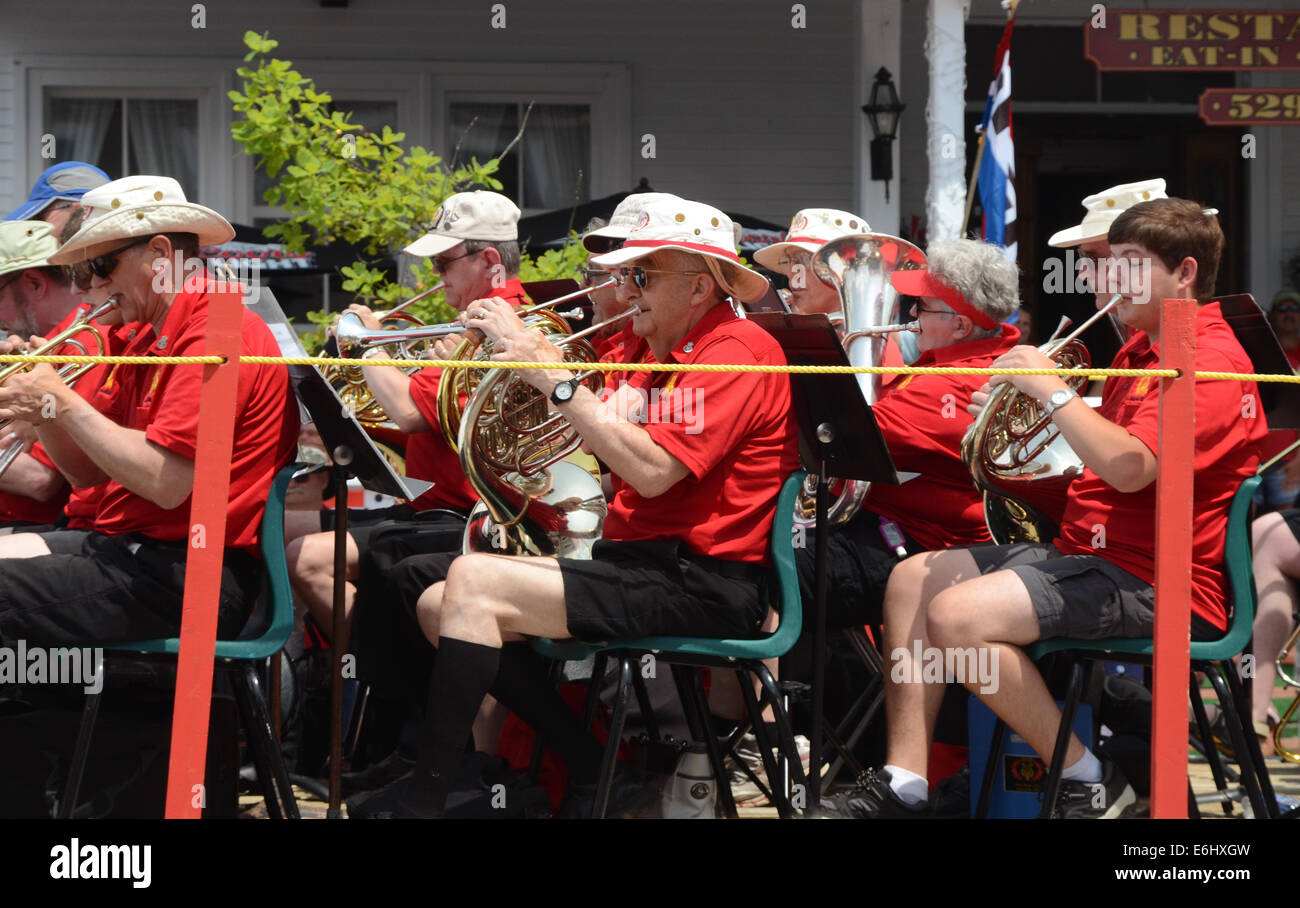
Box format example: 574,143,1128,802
554,380,575,401
1051,389,1073,407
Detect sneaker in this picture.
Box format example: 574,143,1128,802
558,764,661,819
346,771,445,819
929,765,970,819
726,732,812,806
340,749,416,796
819,767,930,819
1052,759,1136,819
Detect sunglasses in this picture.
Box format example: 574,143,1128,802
612,266,707,290
1274,305,1300,314
67,236,152,287
433,248,481,273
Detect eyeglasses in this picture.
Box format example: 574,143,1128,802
776,252,815,272
581,267,611,284
67,236,152,286
433,249,481,273
611,266,707,290
910,302,955,318
1274,305,1300,314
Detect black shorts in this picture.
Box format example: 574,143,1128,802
794,510,920,629
558,539,769,643
1282,508,1300,546
0,530,261,647
966,543,1222,641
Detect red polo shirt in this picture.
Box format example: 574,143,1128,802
0,302,108,526
92,279,299,550
1055,302,1266,630
63,322,143,529
403,277,529,511
866,323,1020,550
602,303,800,564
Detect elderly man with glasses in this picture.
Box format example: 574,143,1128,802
0,174,298,647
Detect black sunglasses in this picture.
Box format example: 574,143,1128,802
612,266,707,290
433,248,481,273
68,236,152,286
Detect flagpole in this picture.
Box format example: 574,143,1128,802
963,130,986,236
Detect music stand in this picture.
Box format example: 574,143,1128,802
1219,293,1300,430
749,312,899,813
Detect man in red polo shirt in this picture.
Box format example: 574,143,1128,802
830,198,1263,819
284,190,529,646
0,175,298,645
355,196,800,817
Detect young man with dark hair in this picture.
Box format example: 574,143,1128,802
831,197,1264,819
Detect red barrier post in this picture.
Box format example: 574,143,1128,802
1150,297,1197,819
164,288,244,818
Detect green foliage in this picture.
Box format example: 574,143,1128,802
229,31,586,352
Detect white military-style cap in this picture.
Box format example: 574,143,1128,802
404,190,521,257
1048,178,1167,248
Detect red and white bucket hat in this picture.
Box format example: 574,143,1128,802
753,208,872,275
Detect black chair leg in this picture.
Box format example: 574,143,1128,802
232,663,300,819
581,653,610,733
1221,662,1279,817
670,664,738,818
629,664,661,743
59,648,106,819
1188,672,1234,815
343,681,370,762
975,718,1007,819
593,655,632,819
738,668,791,817
1038,659,1088,819
752,661,811,812
1203,664,1268,819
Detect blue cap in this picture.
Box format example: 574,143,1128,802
4,162,110,221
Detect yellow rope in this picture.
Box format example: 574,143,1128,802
3,352,1300,383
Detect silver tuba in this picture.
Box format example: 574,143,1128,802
792,233,927,528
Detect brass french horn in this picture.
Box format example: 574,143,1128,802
791,233,927,528
961,294,1121,544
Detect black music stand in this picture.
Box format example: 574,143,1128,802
749,312,900,813
288,363,433,819
1220,293,1300,430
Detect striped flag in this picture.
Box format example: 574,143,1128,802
978,13,1017,264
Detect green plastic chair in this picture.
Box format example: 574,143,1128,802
974,474,1278,818
59,465,301,819
533,470,807,818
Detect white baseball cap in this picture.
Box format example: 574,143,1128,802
404,190,520,257
753,208,872,275
1048,178,1167,248
581,192,684,252
48,175,235,265
589,197,770,303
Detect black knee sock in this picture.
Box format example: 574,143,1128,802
490,646,604,784
413,637,502,803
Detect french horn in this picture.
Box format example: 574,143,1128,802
961,294,1121,544
791,233,926,528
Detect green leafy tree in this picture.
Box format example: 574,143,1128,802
229,31,588,351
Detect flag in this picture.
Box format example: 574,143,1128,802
978,13,1017,264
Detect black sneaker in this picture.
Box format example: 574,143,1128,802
929,765,970,818
558,765,661,819
347,771,445,819
1052,759,1136,819
341,749,416,796
820,768,930,819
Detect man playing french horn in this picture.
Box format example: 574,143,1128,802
831,198,1265,819
356,196,800,818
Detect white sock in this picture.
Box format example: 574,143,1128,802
882,764,929,805
1061,749,1103,784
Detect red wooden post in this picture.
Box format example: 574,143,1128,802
1150,297,1197,819
164,288,244,818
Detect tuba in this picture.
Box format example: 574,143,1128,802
961,295,1121,544
455,305,637,557
792,233,926,528
0,297,117,480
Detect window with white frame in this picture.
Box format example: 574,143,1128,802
448,101,591,212
45,91,200,192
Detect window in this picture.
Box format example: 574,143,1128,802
448,101,591,211
251,98,399,227
46,93,199,191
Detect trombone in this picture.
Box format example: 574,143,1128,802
0,297,118,479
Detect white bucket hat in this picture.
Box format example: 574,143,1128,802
1048,178,1167,248
0,221,60,278
48,176,234,265
753,208,872,275
404,190,520,257
589,198,770,303
581,192,684,252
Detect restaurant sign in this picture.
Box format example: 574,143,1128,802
1086,10,1300,70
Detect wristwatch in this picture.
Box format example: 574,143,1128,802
550,377,581,405
1042,387,1079,420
